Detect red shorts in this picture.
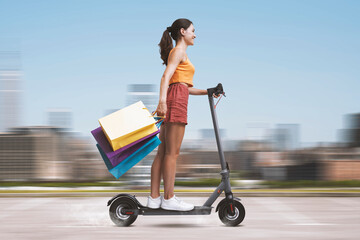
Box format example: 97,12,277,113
164,83,189,125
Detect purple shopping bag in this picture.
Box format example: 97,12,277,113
91,127,159,167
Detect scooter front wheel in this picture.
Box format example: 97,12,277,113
218,200,245,226
109,197,138,226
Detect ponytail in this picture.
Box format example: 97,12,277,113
158,18,193,66
158,29,173,66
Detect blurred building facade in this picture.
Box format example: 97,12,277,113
254,145,360,181
0,127,69,180
319,146,360,180
179,136,360,182
1,126,359,182
0,127,110,181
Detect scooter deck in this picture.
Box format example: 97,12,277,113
139,206,212,216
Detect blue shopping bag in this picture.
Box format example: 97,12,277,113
97,135,161,179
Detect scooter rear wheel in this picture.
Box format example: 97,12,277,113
218,200,245,226
109,197,138,226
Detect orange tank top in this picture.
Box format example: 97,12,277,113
168,48,195,87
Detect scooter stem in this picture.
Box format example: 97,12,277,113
207,84,227,172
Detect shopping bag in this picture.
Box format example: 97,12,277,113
96,135,161,179
91,126,159,166
91,120,162,161
99,101,158,151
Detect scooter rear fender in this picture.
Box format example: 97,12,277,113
107,193,145,208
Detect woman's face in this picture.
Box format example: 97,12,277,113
181,24,196,46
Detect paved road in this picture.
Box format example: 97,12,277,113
0,197,359,240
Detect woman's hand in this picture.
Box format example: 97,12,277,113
155,102,167,117
213,93,221,98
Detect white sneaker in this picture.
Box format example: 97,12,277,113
161,195,194,211
147,196,162,209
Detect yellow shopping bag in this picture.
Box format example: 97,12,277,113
99,101,158,151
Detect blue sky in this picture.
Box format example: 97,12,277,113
0,0,359,143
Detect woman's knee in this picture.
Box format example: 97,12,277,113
155,142,165,157
164,151,180,160
153,151,165,164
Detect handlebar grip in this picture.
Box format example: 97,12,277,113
207,83,224,97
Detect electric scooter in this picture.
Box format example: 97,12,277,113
107,83,246,226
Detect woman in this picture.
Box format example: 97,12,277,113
146,18,215,211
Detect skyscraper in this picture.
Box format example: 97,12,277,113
0,49,22,132
272,124,300,151
343,113,360,148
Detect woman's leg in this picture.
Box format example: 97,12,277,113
150,123,166,199
162,122,186,200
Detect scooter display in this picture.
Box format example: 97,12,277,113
107,83,246,226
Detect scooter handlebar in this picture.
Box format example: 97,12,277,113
207,83,224,97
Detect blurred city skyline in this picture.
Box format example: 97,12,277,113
0,0,359,144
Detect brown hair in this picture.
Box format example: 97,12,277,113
158,18,193,65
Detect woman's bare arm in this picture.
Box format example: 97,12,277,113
189,87,221,98
188,87,207,95
156,48,185,116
